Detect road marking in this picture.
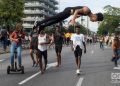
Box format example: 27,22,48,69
91,50,94,54
76,77,84,86
0,59,5,62
104,46,111,49
18,62,57,85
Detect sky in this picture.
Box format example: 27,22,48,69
56,0,120,32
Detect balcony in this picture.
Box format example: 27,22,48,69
24,2,58,13
23,23,34,28
24,10,47,15
44,0,56,8
22,17,44,21
44,0,51,4
50,0,58,4
25,2,47,9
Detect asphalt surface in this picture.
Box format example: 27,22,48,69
0,43,120,86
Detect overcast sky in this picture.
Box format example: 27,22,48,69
56,0,120,32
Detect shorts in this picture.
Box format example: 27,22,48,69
37,50,47,60
55,45,62,53
74,45,82,58
30,42,37,50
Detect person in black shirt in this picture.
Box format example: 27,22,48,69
35,6,104,32
29,26,39,67
0,27,8,52
53,26,64,67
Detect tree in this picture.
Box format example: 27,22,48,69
0,0,24,27
68,25,87,34
97,5,120,35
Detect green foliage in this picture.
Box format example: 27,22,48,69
98,5,120,35
0,0,24,26
68,25,75,33
44,26,67,34
68,23,87,34
44,27,55,34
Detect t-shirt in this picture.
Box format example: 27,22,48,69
0,29,8,38
65,33,71,38
54,32,63,46
38,34,47,51
71,33,85,50
10,31,25,44
30,31,38,44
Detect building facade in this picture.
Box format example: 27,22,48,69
22,0,58,32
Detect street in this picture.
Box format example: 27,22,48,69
0,43,120,86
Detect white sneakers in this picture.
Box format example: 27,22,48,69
76,69,80,75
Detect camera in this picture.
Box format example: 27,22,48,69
18,34,22,42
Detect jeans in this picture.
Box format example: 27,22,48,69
10,42,22,65
100,42,104,49
113,49,120,66
1,38,7,51
118,49,120,57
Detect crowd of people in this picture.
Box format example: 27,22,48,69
2,6,120,75
0,22,120,74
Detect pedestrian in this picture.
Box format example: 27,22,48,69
70,26,86,75
0,26,8,52
53,26,64,67
37,30,51,74
48,33,54,49
65,31,71,46
29,26,39,67
111,36,120,67
99,36,104,50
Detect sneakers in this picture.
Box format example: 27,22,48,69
11,65,14,70
76,69,80,75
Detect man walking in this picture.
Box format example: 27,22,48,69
37,30,50,74
29,26,39,67
54,26,64,67
0,26,8,52
71,26,86,74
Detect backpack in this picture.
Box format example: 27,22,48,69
1,29,7,38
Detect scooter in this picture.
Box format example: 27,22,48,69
7,48,24,74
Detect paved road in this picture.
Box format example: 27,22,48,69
0,43,120,86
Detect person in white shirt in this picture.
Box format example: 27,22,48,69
37,30,51,74
71,26,86,75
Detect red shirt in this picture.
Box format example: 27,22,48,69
10,31,25,44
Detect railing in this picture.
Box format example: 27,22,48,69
24,10,47,15
50,0,58,4
22,17,44,21
25,2,47,8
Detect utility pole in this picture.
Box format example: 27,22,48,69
87,16,89,35
81,16,84,25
